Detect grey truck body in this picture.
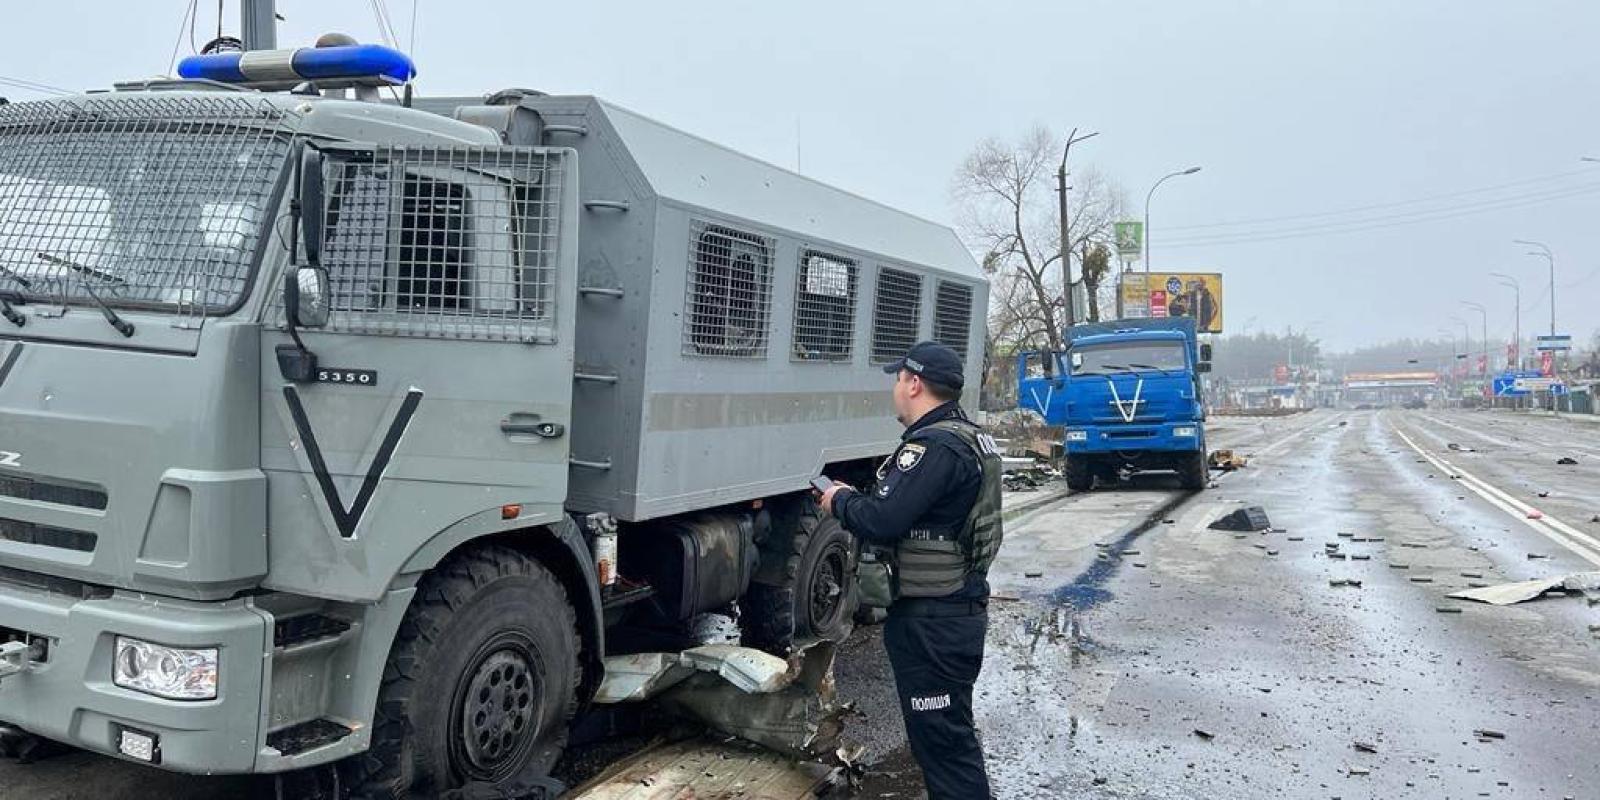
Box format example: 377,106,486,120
0,84,983,774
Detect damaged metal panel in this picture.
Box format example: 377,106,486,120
593,642,845,759
1448,572,1600,605
568,737,846,799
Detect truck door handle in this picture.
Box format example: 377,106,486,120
501,415,565,439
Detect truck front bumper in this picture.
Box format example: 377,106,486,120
1064,422,1203,454
0,573,268,773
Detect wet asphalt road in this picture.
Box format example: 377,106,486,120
842,408,1600,799
5,409,1600,799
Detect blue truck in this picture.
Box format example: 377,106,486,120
1018,318,1213,491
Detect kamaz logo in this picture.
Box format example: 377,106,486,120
0,451,19,468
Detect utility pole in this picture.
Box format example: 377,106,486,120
1057,129,1098,335
242,0,278,51
1490,272,1520,371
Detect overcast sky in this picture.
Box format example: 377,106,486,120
5,0,1597,351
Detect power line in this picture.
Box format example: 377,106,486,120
0,75,71,96
1162,180,1600,249
168,0,200,74
1164,168,1598,232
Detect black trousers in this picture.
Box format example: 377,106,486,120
883,601,991,800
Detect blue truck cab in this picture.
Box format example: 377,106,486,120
1018,318,1213,491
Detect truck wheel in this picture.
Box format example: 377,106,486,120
741,503,857,651
349,545,580,799
1064,455,1094,492
1178,448,1208,491
794,510,858,643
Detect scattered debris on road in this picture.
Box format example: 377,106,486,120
1210,506,1272,532
1445,442,1476,452
1556,457,1578,465
1192,728,1215,741
1474,729,1507,740
1447,573,1600,605
1208,449,1249,471
1352,741,1378,754
1329,578,1363,588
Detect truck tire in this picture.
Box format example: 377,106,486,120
741,503,857,651
793,510,858,643
1178,448,1208,491
348,545,580,799
1064,455,1094,492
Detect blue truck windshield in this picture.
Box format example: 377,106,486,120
1071,340,1186,375
0,95,291,314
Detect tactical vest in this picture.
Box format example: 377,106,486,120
895,419,1005,598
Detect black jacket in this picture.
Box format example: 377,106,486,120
833,401,989,602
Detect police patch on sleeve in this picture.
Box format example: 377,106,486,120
896,443,927,472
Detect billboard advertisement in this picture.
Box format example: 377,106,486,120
1121,272,1224,333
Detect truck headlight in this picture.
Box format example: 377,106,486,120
1173,426,1198,437
114,637,218,701
1065,430,1089,442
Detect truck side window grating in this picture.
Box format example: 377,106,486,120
293,146,565,342
933,280,973,360
684,221,773,359
870,267,922,363
792,250,857,363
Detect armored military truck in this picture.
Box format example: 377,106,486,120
0,43,984,795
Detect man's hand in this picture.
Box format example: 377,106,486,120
818,481,853,516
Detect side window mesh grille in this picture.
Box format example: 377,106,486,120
285,145,565,342
870,267,923,363
933,280,974,359
684,221,774,358
792,250,857,362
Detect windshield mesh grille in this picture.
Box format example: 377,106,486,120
0,95,291,314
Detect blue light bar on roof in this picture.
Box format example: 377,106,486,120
177,44,416,88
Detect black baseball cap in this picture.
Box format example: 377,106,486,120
883,341,965,390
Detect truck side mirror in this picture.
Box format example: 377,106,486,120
1196,361,1212,373
298,147,325,267
286,266,331,328
1200,343,1213,362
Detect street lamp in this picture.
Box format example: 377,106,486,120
1056,129,1099,331
1489,272,1521,371
1143,166,1202,276
1512,239,1555,337
1461,301,1488,377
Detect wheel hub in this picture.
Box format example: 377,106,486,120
808,543,849,632
459,648,539,774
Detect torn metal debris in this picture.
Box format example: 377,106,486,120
1447,572,1600,606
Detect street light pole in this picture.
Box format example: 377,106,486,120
1461,301,1488,379
1489,272,1521,370
1143,166,1202,276
1513,239,1555,337
1057,129,1099,333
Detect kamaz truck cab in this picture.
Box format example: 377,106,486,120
1018,318,1212,491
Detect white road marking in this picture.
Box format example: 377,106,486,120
1416,413,1515,448
1391,422,1600,567
1249,411,1347,460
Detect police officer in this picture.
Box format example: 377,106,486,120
819,341,1003,800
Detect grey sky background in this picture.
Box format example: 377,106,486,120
5,1,1597,352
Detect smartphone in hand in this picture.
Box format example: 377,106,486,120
810,476,835,493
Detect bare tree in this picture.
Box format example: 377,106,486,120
953,126,1127,355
